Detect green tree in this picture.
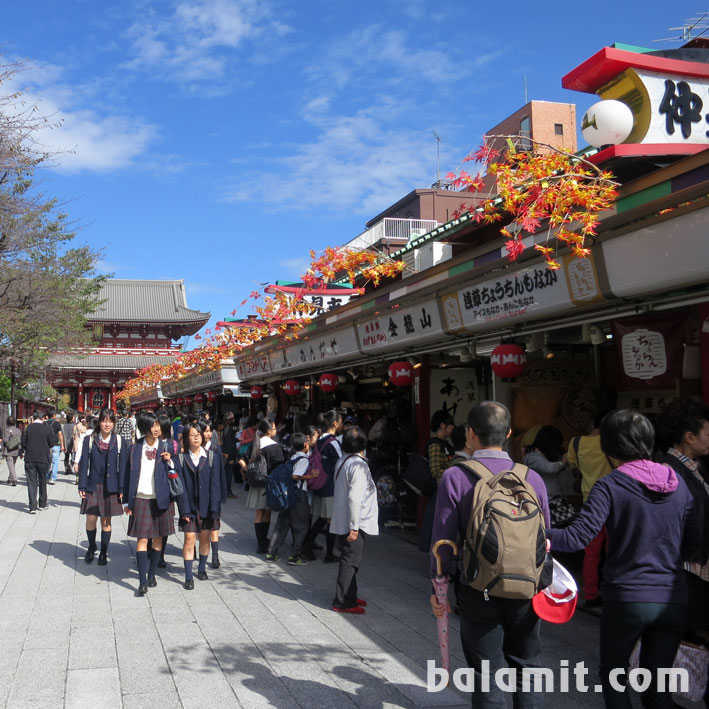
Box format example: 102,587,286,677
0,60,103,390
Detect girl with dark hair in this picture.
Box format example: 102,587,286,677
547,410,699,708
2,416,21,486
523,424,573,526
179,422,221,588
124,411,188,596
78,409,128,565
244,419,284,554
303,410,343,562
155,413,179,569
656,398,709,645
200,419,226,568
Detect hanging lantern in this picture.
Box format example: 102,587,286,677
206,391,217,402
250,385,264,399
184,395,193,404
491,344,527,379
388,361,414,387
194,393,205,403
283,379,301,396
175,397,184,405
318,373,338,393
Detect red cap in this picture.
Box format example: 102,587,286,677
532,559,578,624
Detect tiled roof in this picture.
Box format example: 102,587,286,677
88,279,210,324
49,354,178,371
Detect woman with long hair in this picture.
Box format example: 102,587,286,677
244,418,284,554
124,411,188,596
200,418,225,568
179,422,221,589
547,410,698,708
78,409,128,566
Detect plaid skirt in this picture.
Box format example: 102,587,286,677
80,483,124,518
127,497,175,539
179,514,221,533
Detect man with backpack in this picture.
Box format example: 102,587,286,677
430,401,551,707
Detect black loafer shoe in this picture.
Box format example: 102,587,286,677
184,579,194,590
137,584,148,596
210,559,220,569
147,576,157,588
157,559,167,569
85,547,96,563
196,571,208,581
97,554,107,566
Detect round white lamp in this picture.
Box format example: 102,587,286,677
581,99,634,148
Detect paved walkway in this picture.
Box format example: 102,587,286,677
0,458,697,708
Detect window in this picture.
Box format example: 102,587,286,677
519,116,531,150
554,123,564,136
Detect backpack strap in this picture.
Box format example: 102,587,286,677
572,436,580,459
178,453,185,467
459,459,530,486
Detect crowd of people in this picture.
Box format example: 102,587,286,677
0,396,707,706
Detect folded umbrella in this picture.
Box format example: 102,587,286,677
431,539,459,674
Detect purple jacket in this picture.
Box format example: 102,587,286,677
547,460,698,603
430,449,550,580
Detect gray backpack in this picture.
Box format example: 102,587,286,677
460,460,546,600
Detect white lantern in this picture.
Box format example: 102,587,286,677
581,99,634,148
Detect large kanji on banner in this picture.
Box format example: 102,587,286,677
613,314,687,390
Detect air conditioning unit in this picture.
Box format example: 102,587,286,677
413,243,452,273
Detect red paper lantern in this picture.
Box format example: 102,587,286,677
318,373,338,393
184,396,193,404
194,393,205,403
283,380,301,396
490,344,527,379
207,391,217,402
250,385,264,399
175,397,184,405
388,361,414,387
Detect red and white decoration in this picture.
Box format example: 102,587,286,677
490,344,527,379
207,391,217,402
318,373,338,393
250,385,264,399
282,380,301,396
194,393,205,403
388,361,414,387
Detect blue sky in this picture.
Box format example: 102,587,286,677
3,1,690,343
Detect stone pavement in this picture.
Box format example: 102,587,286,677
0,458,693,708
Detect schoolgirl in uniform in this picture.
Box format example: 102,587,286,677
200,419,226,568
78,409,129,565
244,419,285,554
156,413,180,568
124,411,188,596
179,422,221,589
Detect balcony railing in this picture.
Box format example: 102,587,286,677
345,218,438,250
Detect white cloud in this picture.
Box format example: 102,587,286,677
124,0,286,84
224,100,440,215
7,61,157,174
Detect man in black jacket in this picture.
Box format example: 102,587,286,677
21,411,54,513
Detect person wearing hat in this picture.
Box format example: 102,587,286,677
546,410,699,709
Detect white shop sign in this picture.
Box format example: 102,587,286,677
357,298,444,352
429,367,479,424
235,354,271,381
440,254,604,333
269,325,360,373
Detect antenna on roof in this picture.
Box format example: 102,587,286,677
433,130,441,183
653,13,709,42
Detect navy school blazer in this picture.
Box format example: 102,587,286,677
78,433,129,495
207,439,227,506
124,438,189,515
179,448,221,519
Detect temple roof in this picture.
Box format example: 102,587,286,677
50,353,178,371
88,279,210,328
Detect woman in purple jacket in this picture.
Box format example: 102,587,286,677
547,410,698,709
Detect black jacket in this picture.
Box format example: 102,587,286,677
21,422,54,464
78,433,129,494
124,438,187,513
179,449,221,519
661,453,709,565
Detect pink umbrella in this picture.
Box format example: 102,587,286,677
431,539,459,674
